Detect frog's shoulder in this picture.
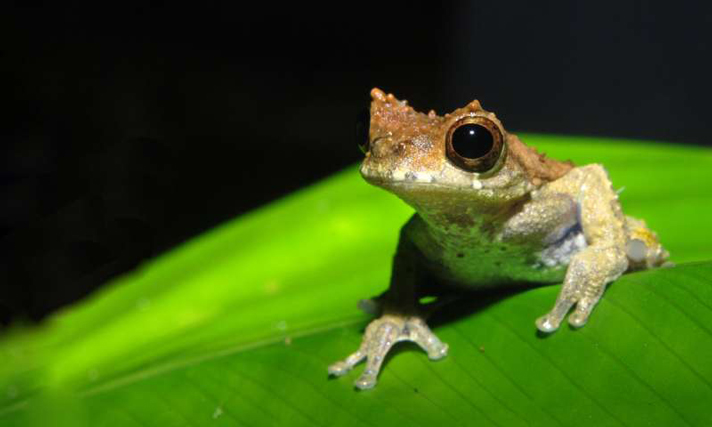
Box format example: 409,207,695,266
507,133,574,186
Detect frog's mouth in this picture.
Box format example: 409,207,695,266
360,163,436,186
359,162,486,191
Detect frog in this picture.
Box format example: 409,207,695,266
328,88,669,390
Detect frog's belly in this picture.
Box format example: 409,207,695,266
424,250,567,290
418,225,586,290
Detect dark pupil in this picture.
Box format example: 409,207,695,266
451,124,493,159
355,108,370,153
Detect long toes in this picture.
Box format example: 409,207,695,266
406,318,450,360
330,315,447,389
355,368,379,390
328,361,351,377
328,348,366,377
568,311,588,328
568,299,597,328
427,342,449,360
536,296,576,333
535,314,562,333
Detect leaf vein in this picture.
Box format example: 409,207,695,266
451,325,563,427
487,311,629,427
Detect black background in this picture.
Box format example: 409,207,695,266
2,2,711,325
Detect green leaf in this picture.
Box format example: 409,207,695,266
1,135,711,427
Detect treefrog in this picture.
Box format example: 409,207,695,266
328,88,669,390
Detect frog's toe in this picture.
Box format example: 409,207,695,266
328,349,366,377
535,314,561,333
406,317,449,359
328,360,355,377
537,291,603,332
568,311,588,328
536,297,575,333
568,295,601,328
355,369,379,390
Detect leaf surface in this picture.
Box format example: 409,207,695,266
1,135,711,426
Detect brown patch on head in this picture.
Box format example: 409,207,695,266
444,98,572,185
506,134,574,185
368,88,444,171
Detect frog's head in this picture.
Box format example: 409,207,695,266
358,88,570,221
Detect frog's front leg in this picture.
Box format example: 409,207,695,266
535,165,629,332
328,238,448,390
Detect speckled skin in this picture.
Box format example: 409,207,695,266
328,89,669,390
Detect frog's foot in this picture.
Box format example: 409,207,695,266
328,314,448,390
535,288,604,333
536,244,628,333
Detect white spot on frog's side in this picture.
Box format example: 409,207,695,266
626,239,648,262
213,406,223,419
392,169,406,181
471,180,483,190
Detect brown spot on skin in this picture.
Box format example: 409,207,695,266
370,87,387,102
468,100,482,111
368,88,444,172
507,134,574,185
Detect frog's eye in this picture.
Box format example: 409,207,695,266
446,117,504,173
355,108,371,154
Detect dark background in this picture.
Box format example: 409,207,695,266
2,2,711,326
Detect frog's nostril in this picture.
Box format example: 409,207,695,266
370,137,388,157
394,141,409,154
